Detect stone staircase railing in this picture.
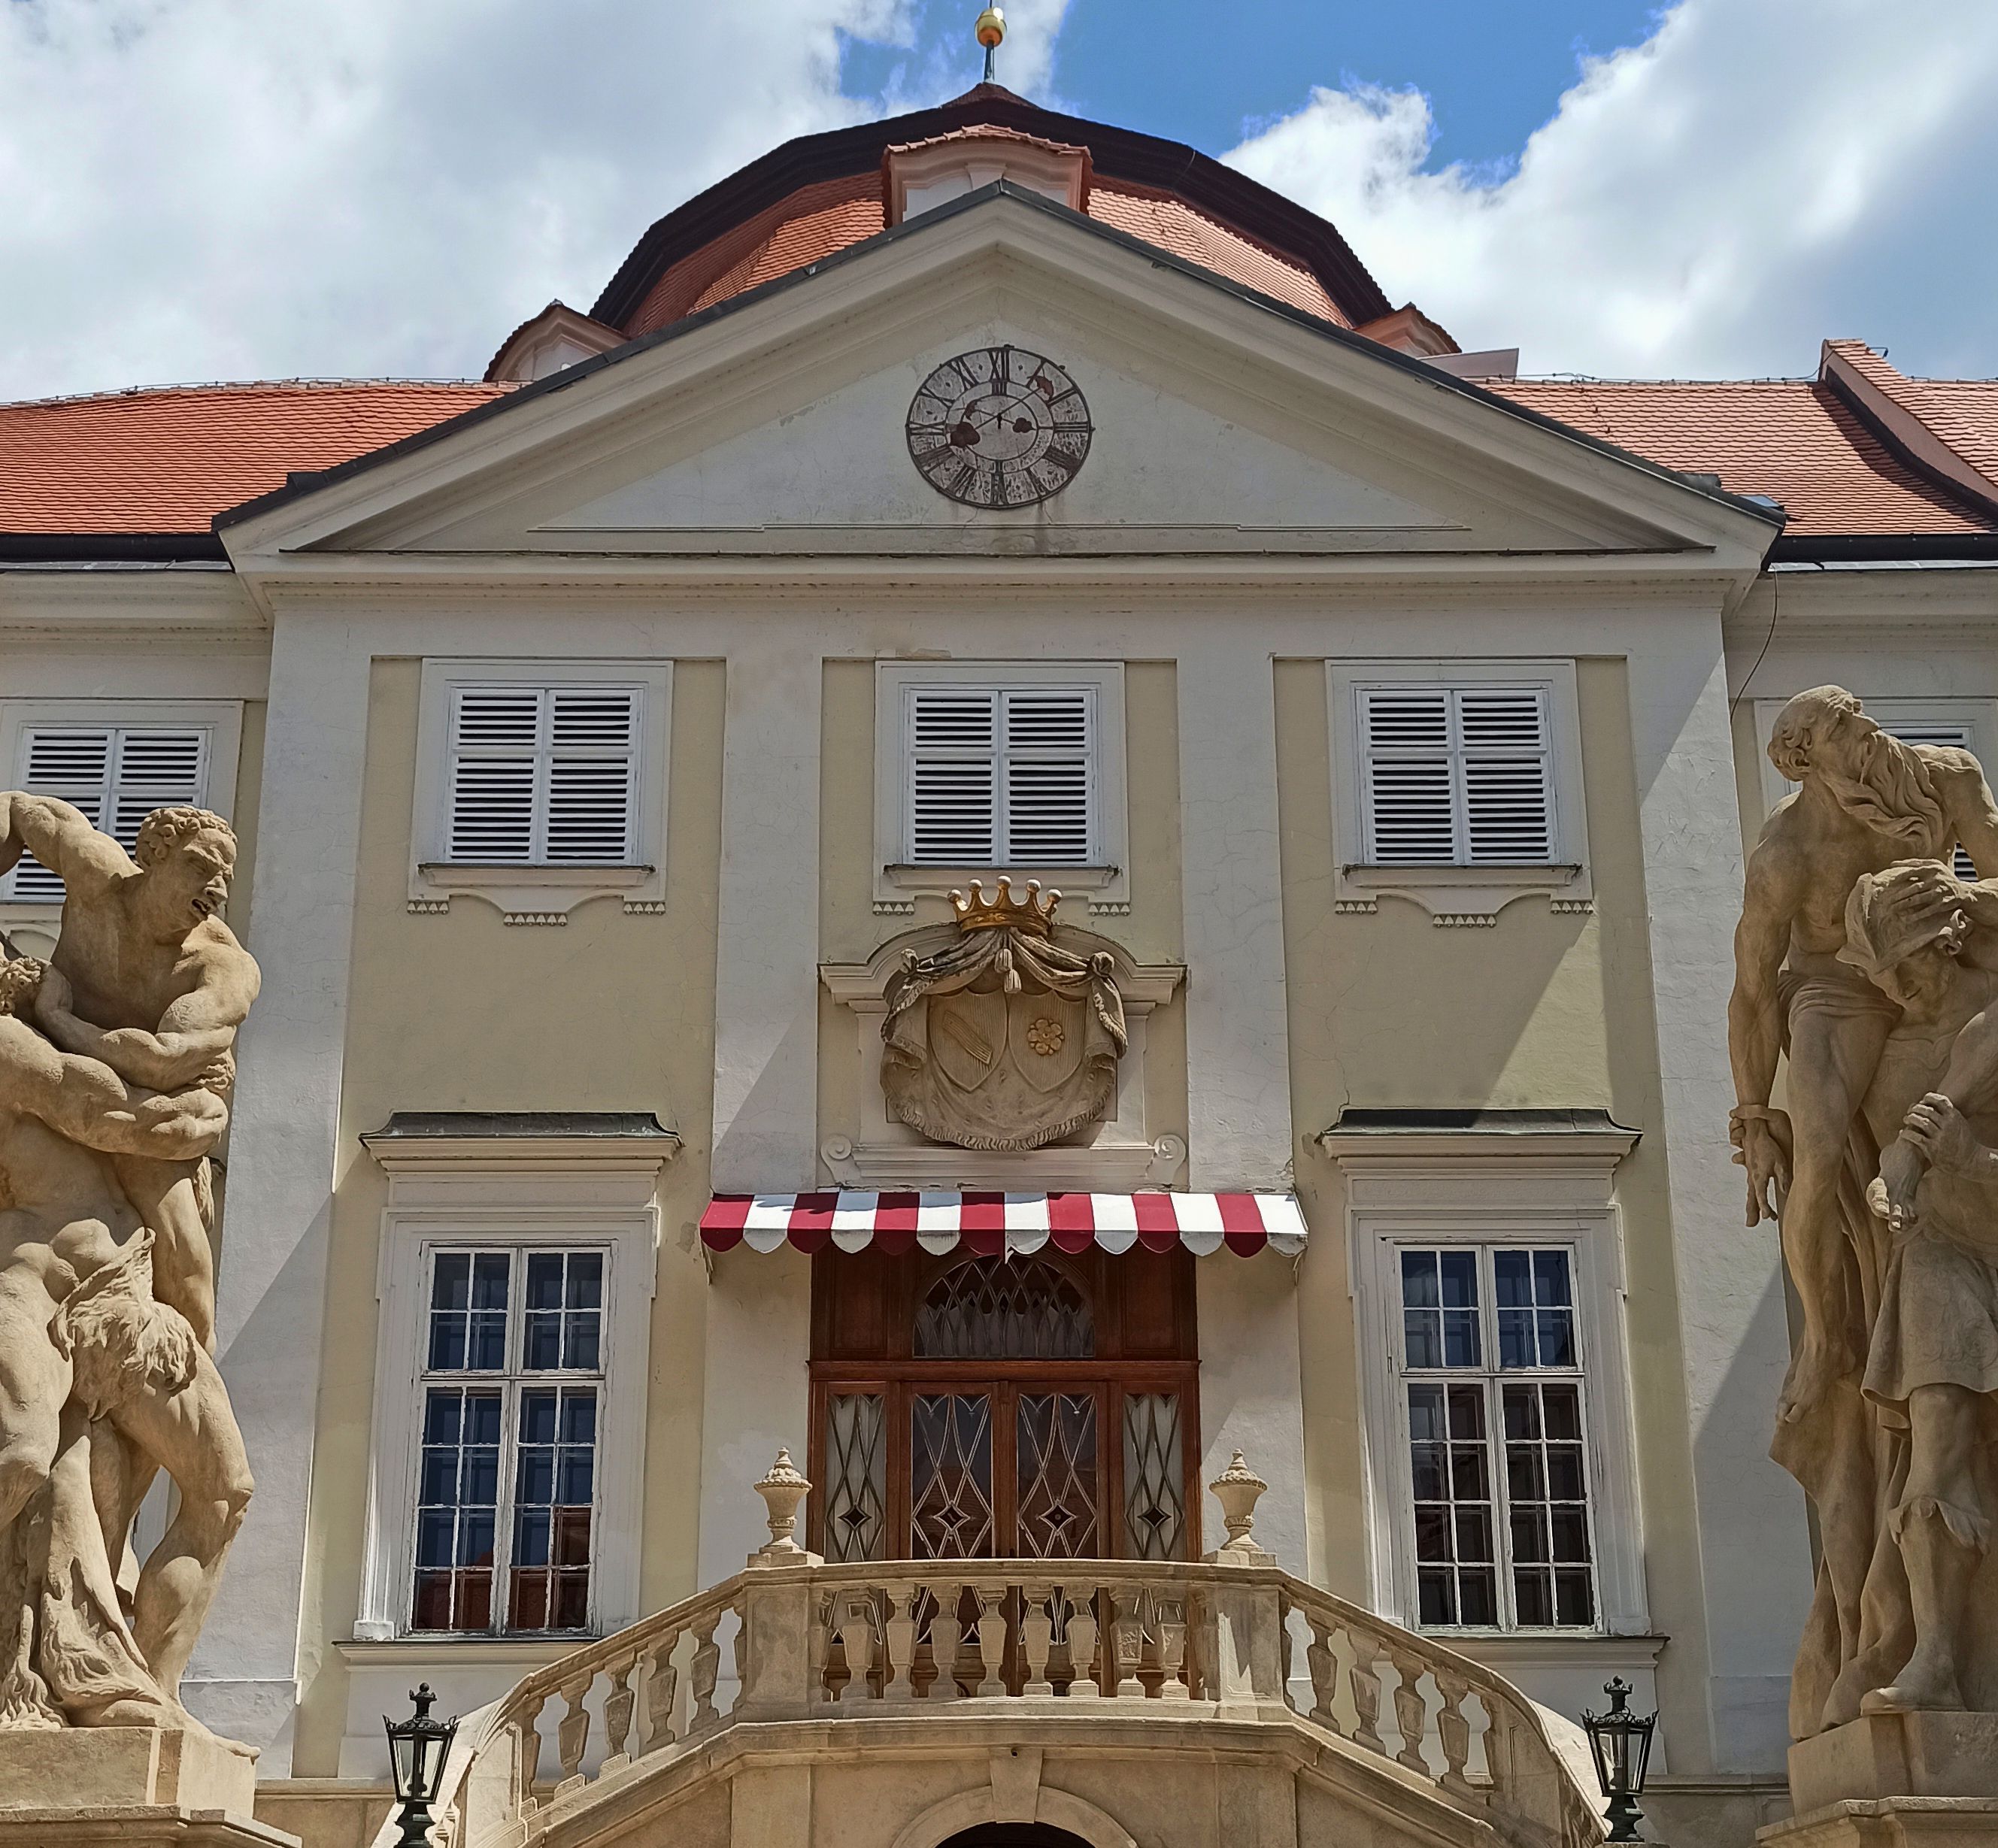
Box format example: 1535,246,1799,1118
421,1454,1605,1848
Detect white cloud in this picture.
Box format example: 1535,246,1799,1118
1225,0,1998,379
0,0,924,398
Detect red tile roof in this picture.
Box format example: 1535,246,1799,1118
0,380,511,535
1825,339,1998,490
625,172,1349,340
1485,377,1996,536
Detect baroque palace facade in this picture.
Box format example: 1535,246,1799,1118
4,68,1998,1848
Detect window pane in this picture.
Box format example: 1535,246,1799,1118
1502,1383,1596,1628
1408,1381,1498,1629
1438,1251,1478,1308
823,1392,888,1565
1493,1251,1532,1307
411,1386,504,1633
1399,1251,1440,1308
511,1386,596,1631
1405,1310,1441,1369
1122,1392,1184,1562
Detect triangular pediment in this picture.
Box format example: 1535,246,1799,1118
221,186,1775,571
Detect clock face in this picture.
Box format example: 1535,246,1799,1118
905,345,1093,509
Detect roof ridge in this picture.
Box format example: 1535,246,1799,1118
0,377,505,413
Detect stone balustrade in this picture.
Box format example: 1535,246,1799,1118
430,1456,1604,1848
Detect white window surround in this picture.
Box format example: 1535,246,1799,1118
351,1125,677,1644
873,660,1129,916
1751,694,1998,822
411,658,671,923
1318,1125,1648,1641
0,697,244,926
1328,661,1590,922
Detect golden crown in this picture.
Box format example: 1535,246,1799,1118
950,877,1060,935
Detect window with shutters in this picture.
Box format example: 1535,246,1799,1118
0,701,241,912
1359,685,1554,867
444,684,638,866
1329,662,1589,921
875,663,1128,911
411,660,670,921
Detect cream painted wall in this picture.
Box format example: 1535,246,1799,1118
289,655,726,1778
1276,650,1722,1771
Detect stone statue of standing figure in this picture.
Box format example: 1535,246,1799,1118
0,792,259,1733
1730,686,1998,1737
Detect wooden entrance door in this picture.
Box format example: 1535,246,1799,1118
809,1246,1199,1563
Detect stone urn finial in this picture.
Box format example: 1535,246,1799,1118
1205,1449,1273,1566
750,1449,821,1567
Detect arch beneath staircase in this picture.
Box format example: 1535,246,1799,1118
890,1783,1136,1848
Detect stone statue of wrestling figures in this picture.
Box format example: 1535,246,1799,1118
1730,686,1998,1738
0,792,259,1734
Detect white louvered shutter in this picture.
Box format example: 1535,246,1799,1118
905,684,1095,865
8,725,208,901
1459,687,1553,864
1360,688,1455,864
1360,684,1555,866
546,688,638,864
1000,687,1093,863
908,688,999,864
445,685,639,865
1879,722,1978,880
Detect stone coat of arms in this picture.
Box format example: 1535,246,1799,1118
881,880,1126,1152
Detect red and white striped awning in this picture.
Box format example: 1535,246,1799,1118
700,1191,1307,1258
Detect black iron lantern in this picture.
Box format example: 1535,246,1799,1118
1580,1677,1657,1843
384,1683,459,1847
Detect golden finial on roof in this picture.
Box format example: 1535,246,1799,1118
976,6,1005,82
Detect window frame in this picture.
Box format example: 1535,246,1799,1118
1391,1241,1601,1631
353,1162,662,1644
0,698,243,918
1329,660,1590,922
1334,1144,1647,1638
410,658,671,922
408,1243,610,1637
873,661,1128,915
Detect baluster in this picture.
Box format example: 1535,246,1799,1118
837,1593,877,1704
1156,1598,1190,1701
602,1650,638,1769
689,1610,724,1733
972,1588,1007,1697
1110,1586,1145,1698
1020,1582,1055,1697
555,1672,593,1784
641,1630,681,1751
1436,1674,1477,1800
1349,1633,1386,1756
729,1599,747,1723
926,1585,963,1701
884,1581,919,1703
1064,1583,1099,1698
1305,1616,1340,1731
1390,1650,1430,1773
513,1693,546,1810
808,1593,835,1706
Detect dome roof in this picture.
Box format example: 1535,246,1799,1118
590,85,1404,344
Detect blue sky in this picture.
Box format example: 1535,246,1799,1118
845,1,1666,178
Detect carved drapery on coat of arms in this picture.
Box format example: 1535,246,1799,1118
881,880,1126,1152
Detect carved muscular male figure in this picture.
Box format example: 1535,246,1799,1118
0,795,259,1351
0,960,250,1725
1730,689,1998,1422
